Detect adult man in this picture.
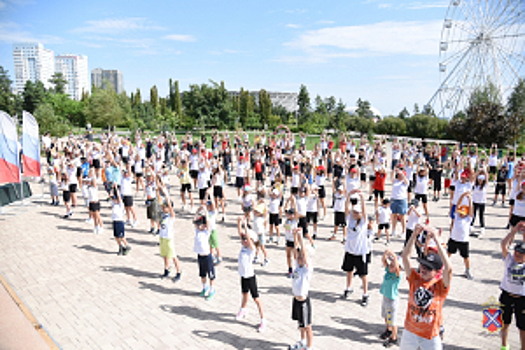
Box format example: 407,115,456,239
401,224,452,350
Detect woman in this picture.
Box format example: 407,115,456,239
470,170,488,237
413,160,431,223
509,167,525,228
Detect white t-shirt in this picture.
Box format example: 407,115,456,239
451,211,472,242
307,195,318,213
112,202,125,221
472,184,487,204
87,185,98,202
159,215,175,240
238,246,255,278
121,176,133,196
236,162,245,177
344,215,368,258
500,254,525,296
378,206,391,224
513,196,525,217
406,207,423,230
292,264,313,298
345,175,360,194
315,174,325,186
391,180,408,200
297,197,307,216
284,219,298,242
291,173,301,187
269,196,280,214
333,193,345,212
452,180,472,205
193,229,211,255
414,175,429,195
189,155,199,171
488,155,498,167
134,161,143,174
197,169,210,189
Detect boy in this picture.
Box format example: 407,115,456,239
376,198,392,245
207,200,222,265
112,186,131,255
194,208,216,300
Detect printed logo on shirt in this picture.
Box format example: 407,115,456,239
414,287,434,309
507,263,525,285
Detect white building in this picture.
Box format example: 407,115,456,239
55,54,89,100
12,43,55,93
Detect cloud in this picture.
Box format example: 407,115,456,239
72,18,166,34
163,34,196,42
378,3,393,9
286,24,301,29
285,9,308,14
0,22,63,44
315,20,335,25
407,2,448,10
282,20,442,63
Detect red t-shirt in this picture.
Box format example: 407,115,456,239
373,172,386,191
255,161,263,173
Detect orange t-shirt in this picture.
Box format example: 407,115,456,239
404,269,449,340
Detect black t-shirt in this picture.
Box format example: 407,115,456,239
497,169,508,183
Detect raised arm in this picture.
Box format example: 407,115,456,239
502,222,524,258
402,224,424,276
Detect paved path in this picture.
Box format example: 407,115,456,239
0,168,519,349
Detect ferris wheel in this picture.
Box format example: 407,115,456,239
427,0,525,118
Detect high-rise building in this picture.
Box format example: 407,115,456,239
12,43,55,93
55,54,89,100
91,68,124,94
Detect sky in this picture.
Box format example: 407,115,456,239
0,0,453,117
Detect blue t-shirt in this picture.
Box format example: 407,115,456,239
81,163,90,177
380,267,402,300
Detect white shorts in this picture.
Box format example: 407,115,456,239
400,329,442,350
381,296,399,326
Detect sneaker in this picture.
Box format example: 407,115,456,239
148,227,155,234
368,196,373,201
289,341,306,350
343,288,353,299
502,202,506,208
465,270,475,280
262,258,269,267
199,287,209,297
500,345,510,350
425,218,430,225
123,246,131,255
312,233,317,240
206,289,216,301
235,309,247,321
385,240,390,246
190,207,196,214
383,337,399,348
253,256,259,264
154,229,159,236
172,272,181,282
374,236,380,241
131,220,139,228
85,218,93,224
94,226,99,235
126,219,132,225
55,201,60,206
380,330,392,340
311,244,316,250
182,205,186,211
258,320,266,333
221,215,225,222
117,245,124,256
328,235,337,241
287,271,293,278
479,227,485,237
492,200,496,206
98,226,104,234
215,257,223,266
161,269,171,278
361,294,369,307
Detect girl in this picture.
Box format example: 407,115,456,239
177,159,194,213
315,165,327,219
405,199,423,250
414,161,431,223
283,200,300,278
121,165,139,228
212,163,226,222
111,185,131,255
193,208,216,300
379,251,402,348
133,153,145,196
268,187,282,244
157,181,182,282
206,199,222,265
145,171,160,234
241,185,254,226
471,170,488,237
306,184,321,240
329,183,347,242
87,173,103,234
448,192,474,280
60,170,72,218
252,190,269,267
235,217,266,333
509,167,525,228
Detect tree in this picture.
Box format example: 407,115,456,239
413,103,420,115
314,95,327,114
33,102,71,136
507,79,525,144
398,107,410,119
297,84,311,124
259,89,272,126
22,80,47,114
0,66,16,115
407,114,443,139
84,88,123,128
48,72,68,94
376,116,407,136
150,85,158,110
355,98,374,119
45,93,85,126
134,88,142,106
170,80,182,117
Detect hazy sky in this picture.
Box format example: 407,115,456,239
0,0,454,116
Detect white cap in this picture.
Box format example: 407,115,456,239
353,204,362,213
272,188,280,196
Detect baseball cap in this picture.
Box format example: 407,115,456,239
350,167,358,173
272,188,280,196
192,149,197,154
515,242,525,254
286,208,296,215
417,253,443,271
193,216,206,225
317,165,325,171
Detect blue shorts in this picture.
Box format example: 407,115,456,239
198,254,216,280
450,204,457,219
113,221,125,238
391,199,407,215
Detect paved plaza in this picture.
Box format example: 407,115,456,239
0,169,521,349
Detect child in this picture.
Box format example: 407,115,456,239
241,185,254,226
235,217,266,332
268,187,282,244
177,159,195,212
283,203,300,278
379,250,403,348
406,199,423,252
60,170,73,218
376,198,392,245
111,186,131,255
252,190,269,266
193,208,216,300
48,166,59,206
206,200,222,265
448,192,474,280
87,174,103,234
329,184,347,242
306,184,321,240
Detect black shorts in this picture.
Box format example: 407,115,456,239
500,290,525,330
181,183,191,193
213,186,223,199
197,254,216,280
369,175,376,182
510,199,516,206
408,181,414,193
199,188,208,200
449,185,456,192
433,179,442,192
378,223,390,230
136,172,143,178
123,195,133,208
510,214,525,227
306,212,318,224
286,240,295,248
334,211,346,227
255,172,263,181
122,156,129,164
447,238,469,258
318,186,326,199
341,252,368,276
76,167,82,178
62,190,71,203
334,166,343,179
241,276,259,299
489,166,497,175
269,213,281,226
68,184,78,193
373,189,384,199
285,165,292,177
360,173,366,182
292,297,312,328
190,170,199,179
496,184,506,195
298,216,308,235
89,201,101,212
93,159,101,169
113,221,125,238
236,176,244,189
415,193,428,204
291,187,298,195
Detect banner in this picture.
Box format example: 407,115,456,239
22,110,41,177
0,111,20,183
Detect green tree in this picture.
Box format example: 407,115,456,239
33,102,71,136
84,88,123,128
0,66,16,115
376,116,407,136
407,114,442,139
150,85,159,110
22,80,47,114
170,80,182,117
45,93,85,126
297,84,311,124
48,72,68,94
259,89,272,127
507,79,525,144
398,107,410,119
355,98,374,119
134,88,142,106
